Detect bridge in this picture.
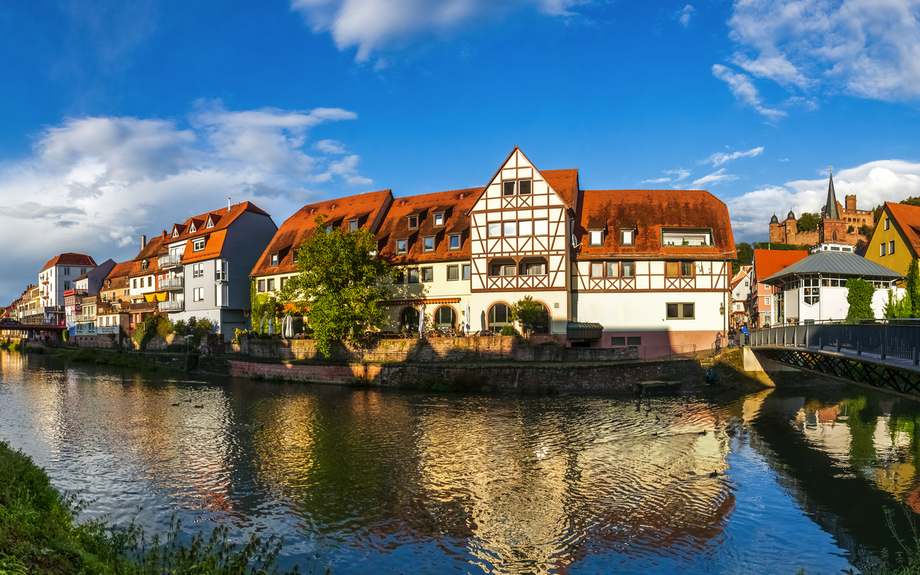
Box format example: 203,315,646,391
750,320,920,396
0,322,66,342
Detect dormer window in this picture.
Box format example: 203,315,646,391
193,238,205,252
396,239,408,254
408,215,419,229
141,260,149,271
448,234,461,250
348,219,358,232
661,227,712,247
423,236,435,252
270,253,279,267
589,230,604,246
188,222,197,233
433,212,444,227
621,228,636,247
292,250,299,264
172,226,179,238
205,217,214,229
325,224,333,233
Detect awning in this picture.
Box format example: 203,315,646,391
144,292,168,302
567,322,604,340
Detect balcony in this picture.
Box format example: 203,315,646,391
158,254,183,269
160,276,184,290
159,300,184,312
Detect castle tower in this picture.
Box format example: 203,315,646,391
819,168,847,244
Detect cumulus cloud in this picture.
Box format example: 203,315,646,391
702,146,764,167
290,0,591,62
641,168,692,185
726,0,920,101
0,102,372,304
691,168,739,188
712,64,786,118
729,159,920,242
675,5,694,27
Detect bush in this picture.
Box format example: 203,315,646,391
500,325,519,336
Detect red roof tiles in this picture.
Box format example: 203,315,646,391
41,253,97,272
752,249,809,281
884,202,920,257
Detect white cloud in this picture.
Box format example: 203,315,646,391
290,0,591,62
691,168,739,188
641,176,672,184
729,159,920,242
712,64,787,118
0,103,372,304
727,0,920,101
675,5,695,27
640,168,691,185
702,146,764,167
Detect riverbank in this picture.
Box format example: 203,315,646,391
53,347,195,372
0,440,299,574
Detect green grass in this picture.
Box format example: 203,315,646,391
0,440,310,574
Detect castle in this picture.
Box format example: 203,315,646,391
769,170,873,246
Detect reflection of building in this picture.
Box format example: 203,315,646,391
769,171,872,247
252,147,736,353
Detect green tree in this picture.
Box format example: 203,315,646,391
884,290,911,318
859,224,874,237
796,212,820,232
510,296,549,335
846,278,875,320
732,242,753,274
280,214,392,355
907,258,920,318
902,197,920,208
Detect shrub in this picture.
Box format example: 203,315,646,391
500,325,519,336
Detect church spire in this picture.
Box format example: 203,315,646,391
824,167,840,220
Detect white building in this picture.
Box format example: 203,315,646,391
38,253,97,325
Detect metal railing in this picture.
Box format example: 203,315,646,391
752,319,920,364
158,254,183,269
160,276,184,290
159,300,184,312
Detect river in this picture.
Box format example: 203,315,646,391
1,351,919,574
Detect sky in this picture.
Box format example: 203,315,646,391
2,0,920,304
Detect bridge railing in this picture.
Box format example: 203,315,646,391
752,319,920,364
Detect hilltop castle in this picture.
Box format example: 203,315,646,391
769,170,873,246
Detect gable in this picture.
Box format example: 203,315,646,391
468,147,573,215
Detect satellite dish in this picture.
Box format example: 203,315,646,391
571,234,582,248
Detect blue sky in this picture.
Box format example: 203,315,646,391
2,0,920,304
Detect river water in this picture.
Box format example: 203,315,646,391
2,352,919,574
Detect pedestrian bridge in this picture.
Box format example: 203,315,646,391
750,320,920,396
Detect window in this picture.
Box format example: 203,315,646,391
271,253,279,266
326,224,333,233
64,268,70,276
400,307,420,330
503,221,516,236
280,277,287,289
622,262,635,278
661,227,712,246
489,303,512,327
885,218,891,230
621,229,635,246
519,220,533,236
216,260,228,282
627,336,641,346
449,234,461,250
188,222,197,233
803,278,819,305
393,270,404,284
434,213,444,227
606,262,619,277
408,269,420,284
348,220,358,232
397,239,408,254
292,250,299,263
490,262,516,276
172,228,179,238
521,260,546,275
133,279,138,288
423,236,435,252
462,264,471,280
447,265,459,281
205,217,214,229
193,287,204,302
64,281,70,290
591,262,604,277
611,336,626,346
147,277,152,287
267,279,275,291
518,179,532,195
434,306,457,328
534,219,548,235
193,238,205,251
589,230,604,246
258,279,266,292
890,240,896,254
488,222,501,237
666,302,695,320
421,267,433,282
408,215,419,229
881,243,887,256
666,261,694,277
765,296,771,305
503,181,516,196
193,263,204,278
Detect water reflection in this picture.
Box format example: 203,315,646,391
2,351,909,574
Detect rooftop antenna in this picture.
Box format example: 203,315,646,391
228,197,231,212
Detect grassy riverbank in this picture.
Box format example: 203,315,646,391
54,347,176,372
0,440,302,574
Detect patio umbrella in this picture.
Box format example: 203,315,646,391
465,302,471,335
268,316,274,335
283,315,293,338
419,304,426,335
260,313,268,333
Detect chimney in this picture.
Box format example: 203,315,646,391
141,235,147,249
228,197,231,212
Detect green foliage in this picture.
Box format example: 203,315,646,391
500,325,519,336
185,316,214,347
251,291,284,335
846,278,875,320
280,214,392,356
874,204,886,223
796,212,820,232
884,290,912,319
848,225,855,234
62,330,69,342
907,259,920,318
902,197,920,208
173,320,187,337
510,296,548,335
132,315,174,349
860,224,875,238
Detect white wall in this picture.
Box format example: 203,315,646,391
575,291,726,332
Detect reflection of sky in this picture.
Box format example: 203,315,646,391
0,354,866,574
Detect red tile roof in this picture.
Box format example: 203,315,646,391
575,189,736,259
376,188,481,264
127,235,166,278
164,201,270,245
884,202,920,257
752,249,809,281
41,252,97,272
251,190,394,277
542,169,579,212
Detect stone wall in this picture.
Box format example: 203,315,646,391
227,358,698,394
239,336,638,363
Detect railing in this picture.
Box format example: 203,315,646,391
752,319,920,364
159,300,184,312
160,276,184,290
158,254,183,269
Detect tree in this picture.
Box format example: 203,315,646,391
846,278,875,320
280,214,392,355
732,242,753,274
859,224,874,238
797,212,820,232
510,296,549,335
907,259,920,317
902,197,920,208
884,290,911,318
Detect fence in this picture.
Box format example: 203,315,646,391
751,319,920,364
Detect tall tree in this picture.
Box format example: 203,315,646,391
907,258,920,318
280,215,392,355
510,296,549,335
846,278,875,320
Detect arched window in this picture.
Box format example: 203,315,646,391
488,303,512,329
400,307,420,331
434,306,456,328
530,303,551,334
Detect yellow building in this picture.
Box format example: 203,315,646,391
864,202,920,278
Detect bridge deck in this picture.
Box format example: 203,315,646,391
754,343,920,373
